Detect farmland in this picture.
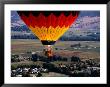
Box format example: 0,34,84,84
11,39,100,77
11,39,100,60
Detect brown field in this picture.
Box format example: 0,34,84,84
11,39,100,61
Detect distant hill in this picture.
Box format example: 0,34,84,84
11,11,100,41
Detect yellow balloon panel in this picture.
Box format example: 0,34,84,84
29,26,69,41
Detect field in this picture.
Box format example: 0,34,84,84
11,39,100,60
11,39,100,77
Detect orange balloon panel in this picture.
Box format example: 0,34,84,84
29,26,69,41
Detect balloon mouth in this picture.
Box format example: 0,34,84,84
41,40,56,45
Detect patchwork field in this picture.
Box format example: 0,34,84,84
11,39,100,61
11,39,100,77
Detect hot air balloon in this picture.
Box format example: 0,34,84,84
17,11,79,58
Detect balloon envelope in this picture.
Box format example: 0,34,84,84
17,11,79,45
